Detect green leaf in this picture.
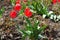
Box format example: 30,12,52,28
25,25,33,31
19,10,23,16
25,17,32,27
29,5,35,10
33,20,39,31
25,17,34,31
16,25,27,35
10,0,16,6
0,14,2,18
22,3,26,9
38,34,45,38
39,25,47,33
0,7,5,18
0,10,2,18
29,0,48,15
21,30,28,35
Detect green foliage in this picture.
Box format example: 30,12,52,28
43,0,52,7
17,17,47,40
19,10,24,16
28,0,48,15
0,7,5,18
10,0,16,6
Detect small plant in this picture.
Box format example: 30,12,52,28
17,17,47,40
0,7,5,18
28,0,48,15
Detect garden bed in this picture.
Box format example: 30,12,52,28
0,0,60,40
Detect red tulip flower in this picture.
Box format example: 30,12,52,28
14,4,21,11
58,0,60,2
24,0,27,2
52,0,57,4
24,8,32,18
10,10,17,18
16,0,20,4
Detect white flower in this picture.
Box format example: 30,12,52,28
42,14,46,18
50,15,54,19
56,19,59,21
37,26,40,29
48,11,53,15
53,15,57,20
38,34,45,38
10,34,13,37
57,15,60,19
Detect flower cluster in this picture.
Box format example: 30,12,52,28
10,0,32,18
42,11,60,22
10,0,21,18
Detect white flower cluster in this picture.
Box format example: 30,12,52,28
42,11,60,22
50,15,60,22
